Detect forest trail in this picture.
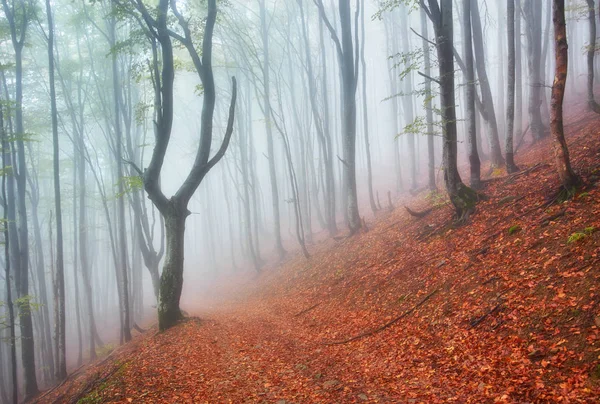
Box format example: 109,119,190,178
33,104,600,403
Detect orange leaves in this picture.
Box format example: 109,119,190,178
36,105,600,403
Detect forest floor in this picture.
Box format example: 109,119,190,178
32,104,600,403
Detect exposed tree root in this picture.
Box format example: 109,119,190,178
322,289,438,345
404,206,433,218
540,209,567,226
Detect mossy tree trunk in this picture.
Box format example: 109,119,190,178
157,202,187,330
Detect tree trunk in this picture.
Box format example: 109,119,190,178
339,0,361,233
157,206,187,330
384,14,403,193
319,16,338,235
427,0,478,218
421,8,436,191
46,0,67,379
587,0,600,113
463,0,481,188
506,0,520,173
515,0,523,155
400,7,418,190
1,100,18,404
470,0,505,167
551,0,580,188
259,0,286,259
524,0,546,141
109,11,132,343
359,0,376,212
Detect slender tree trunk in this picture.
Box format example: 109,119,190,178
463,0,481,188
46,0,67,380
339,0,361,233
319,17,337,235
109,11,132,343
470,0,505,167
1,99,18,404
384,15,403,193
551,0,580,188
506,0,520,173
515,0,523,150
587,0,600,113
77,142,98,360
359,0,377,211
259,0,286,259
72,143,83,367
524,0,546,141
400,8,418,190
421,8,436,191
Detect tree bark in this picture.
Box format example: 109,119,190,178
470,0,505,167
463,0,481,188
551,0,580,189
316,0,361,233
1,95,18,404
524,0,546,141
506,0,520,173
587,0,600,113
421,7,436,191
424,0,478,218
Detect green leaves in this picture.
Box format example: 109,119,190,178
115,175,143,199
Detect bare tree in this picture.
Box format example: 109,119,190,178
126,0,237,330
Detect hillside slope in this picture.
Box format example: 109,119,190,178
33,106,600,403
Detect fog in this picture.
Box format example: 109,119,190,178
0,0,596,400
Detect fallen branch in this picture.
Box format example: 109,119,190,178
322,289,439,345
31,364,86,403
68,362,125,404
482,276,500,285
469,302,503,329
514,123,531,153
539,209,566,226
294,303,321,318
404,205,433,218
504,163,547,184
133,322,146,333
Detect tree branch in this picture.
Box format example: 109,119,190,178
313,0,343,61
410,27,435,46
199,77,238,179
418,71,441,85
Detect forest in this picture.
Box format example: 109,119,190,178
1,0,600,402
